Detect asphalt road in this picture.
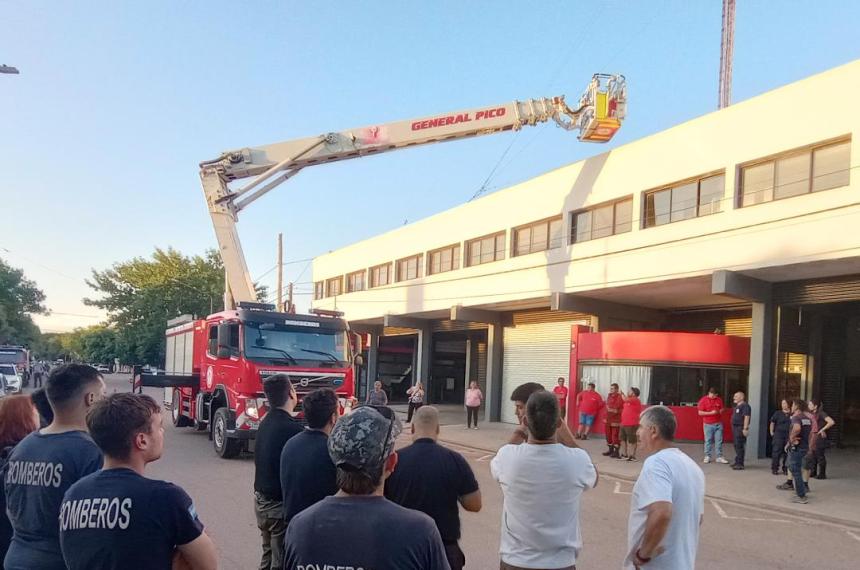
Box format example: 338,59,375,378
100,374,860,569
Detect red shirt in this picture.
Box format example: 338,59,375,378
553,385,569,403
577,390,604,415
621,397,642,426
697,395,724,424
605,392,624,424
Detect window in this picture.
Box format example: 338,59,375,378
570,197,633,243
647,365,748,406
396,254,422,282
466,231,506,266
428,244,460,275
207,325,218,355
644,173,724,228
740,139,850,206
325,276,343,297
313,281,324,300
346,270,366,293
369,263,391,288
514,217,563,256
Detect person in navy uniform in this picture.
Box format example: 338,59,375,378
59,393,217,570
4,364,105,570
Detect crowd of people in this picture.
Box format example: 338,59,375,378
0,363,837,569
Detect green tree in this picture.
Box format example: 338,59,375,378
0,257,46,346
84,248,227,365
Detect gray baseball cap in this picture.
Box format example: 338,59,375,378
328,406,402,472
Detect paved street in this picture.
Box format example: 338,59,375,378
100,375,860,569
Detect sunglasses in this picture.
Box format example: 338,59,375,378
355,404,396,469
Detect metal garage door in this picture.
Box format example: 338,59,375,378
500,320,577,424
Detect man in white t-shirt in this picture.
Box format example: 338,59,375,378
491,390,597,570
625,406,705,570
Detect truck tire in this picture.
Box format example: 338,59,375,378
212,407,241,459
172,389,192,428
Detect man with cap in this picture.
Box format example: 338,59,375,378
282,406,450,570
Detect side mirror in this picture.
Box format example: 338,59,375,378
353,354,364,367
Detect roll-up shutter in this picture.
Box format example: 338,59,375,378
433,320,488,332
774,275,860,305
821,318,845,444
501,320,582,424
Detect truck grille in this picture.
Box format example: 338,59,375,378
259,371,345,395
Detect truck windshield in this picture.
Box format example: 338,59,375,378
243,321,349,367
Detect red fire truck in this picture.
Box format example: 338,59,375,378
144,73,626,458
144,305,361,458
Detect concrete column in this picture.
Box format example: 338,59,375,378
748,301,775,459
366,329,380,399
486,322,504,422
416,325,433,401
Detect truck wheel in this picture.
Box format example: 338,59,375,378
212,407,241,459
172,389,192,428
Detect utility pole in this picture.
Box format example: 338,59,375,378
287,282,294,313
276,233,284,311
718,0,736,109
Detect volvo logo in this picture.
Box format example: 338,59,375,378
299,378,311,387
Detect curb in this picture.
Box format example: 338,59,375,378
438,436,860,531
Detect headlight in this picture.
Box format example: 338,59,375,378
244,398,259,420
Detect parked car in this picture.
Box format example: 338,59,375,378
0,364,21,394
96,364,111,373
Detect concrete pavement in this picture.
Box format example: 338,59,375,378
429,411,860,529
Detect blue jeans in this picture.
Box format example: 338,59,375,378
703,422,723,458
788,448,807,497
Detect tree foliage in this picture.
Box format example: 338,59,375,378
84,248,226,365
0,257,46,346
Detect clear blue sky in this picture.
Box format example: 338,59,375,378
2,1,859,332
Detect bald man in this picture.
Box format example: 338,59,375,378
385,407,481,570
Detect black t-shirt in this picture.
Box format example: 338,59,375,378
770,410,791,439
3,430,103,570
732,402,751,426
59,468,204,570
280,429,337,524
790,413,813,450
385,438,479,543
254,409,302,499
283,496,450,570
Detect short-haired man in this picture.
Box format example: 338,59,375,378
620,387,643,461
280,388,339,526
59,394,217,570
283,406,449,569
386,406,481,570
4,364,105,570
253,374,302,570
604,383,624,458
553,377,569,419
509,382,577,447
575,382,604,440
697,387,728,464
731,391,751,470
625,406,705,569
492,391,597,570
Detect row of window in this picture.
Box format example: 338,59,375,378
315,137,852,298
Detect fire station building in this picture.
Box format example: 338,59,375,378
311,60,860,458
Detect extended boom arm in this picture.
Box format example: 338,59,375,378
201,74,626,306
